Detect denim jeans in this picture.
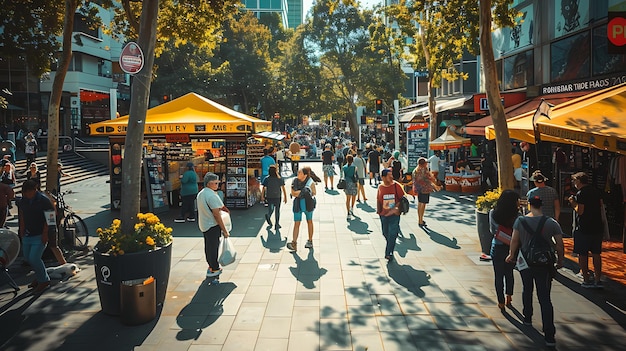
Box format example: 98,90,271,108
180,194,196,219
380,215,400,257
520,266,555,339
22,235,50,283
266,198,281,224
490,243,515,303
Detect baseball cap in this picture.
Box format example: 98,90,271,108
528,195,542,207
381,168,392,177
529,170,548,183
571,171,589,184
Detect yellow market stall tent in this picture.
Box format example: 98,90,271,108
89,93,271,210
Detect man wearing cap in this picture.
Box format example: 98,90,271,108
568,172,604,288
377,168,404,261
321,144,335,190
197,172,230,277
506,195,564,347
175,162,199,223
527,170,560,221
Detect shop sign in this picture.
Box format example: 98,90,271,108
608,12,626,54
119,42,144,75
93,123,252,135
166,134,190,143
541,73,626,95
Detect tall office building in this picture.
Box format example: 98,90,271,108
242,0,304,29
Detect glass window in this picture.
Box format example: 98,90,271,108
553,0,590,39
496,60,503,91
550,32,590,82
592,25,626,75
259,0,271,9
503,50,534,90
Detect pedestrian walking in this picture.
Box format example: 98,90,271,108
287,166,320,252
353,149,367,202
321,144,335,190
24,133,37,170
262,165,287,231
343,155,358,220
175,162,199,223
18,180,53,293
367,146,381,186
197,172,231,277
568,171,604,288
527,170,560,221
0,181,14,228
57,162,73,192
489,189,520,311
412,157,441,227
377,168,403,261
25,162,42,190
506,196,565,347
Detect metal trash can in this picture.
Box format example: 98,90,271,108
120,277,156,325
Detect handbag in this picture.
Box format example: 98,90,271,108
337,178,346,189
219,237,237,266
394,182,410,215
495,225,512,245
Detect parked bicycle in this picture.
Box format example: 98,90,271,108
52,190,89,252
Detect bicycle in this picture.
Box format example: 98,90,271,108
53,190,89,252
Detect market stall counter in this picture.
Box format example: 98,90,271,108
445,172,481,193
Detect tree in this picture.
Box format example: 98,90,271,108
480,0,517,190
305,0,406,136
386,0,479,141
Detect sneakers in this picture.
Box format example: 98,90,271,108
286,242,297,251
174,218,186,223
265,214,273,226
523,317,532,326
594,281,604,289
581,280,595,288
206,268,222,277
186,218,196,222
305,240,313,249
479,253,492,261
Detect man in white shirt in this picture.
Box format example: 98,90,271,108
428,151,442,183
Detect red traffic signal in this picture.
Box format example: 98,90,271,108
375,99,383,115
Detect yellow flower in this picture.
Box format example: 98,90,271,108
96,212,173,255
112,219,121,226
146,236,155,246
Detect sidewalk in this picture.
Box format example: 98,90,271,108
0,162,625,351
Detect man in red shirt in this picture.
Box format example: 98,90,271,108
377,168,403,261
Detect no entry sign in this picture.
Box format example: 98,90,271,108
119,42,144,75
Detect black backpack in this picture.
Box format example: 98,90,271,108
520,216,555,266
394,183,410,215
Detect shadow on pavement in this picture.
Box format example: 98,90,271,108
289,250,327,289
395,233,421,257
421,226,461,249
355,200,376,213
176,281,237,340
260,229,287,253
347,216,372,235
0,292,38,348
386,260,431,298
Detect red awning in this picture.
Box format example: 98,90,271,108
465,91,590,136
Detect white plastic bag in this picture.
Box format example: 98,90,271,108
218,237,237,266
220,210,232,232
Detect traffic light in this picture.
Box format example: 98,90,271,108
382,114,389,124
388,113,394,126
375,99,383,115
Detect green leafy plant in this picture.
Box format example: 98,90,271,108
96,213,173,255
475,188,502,213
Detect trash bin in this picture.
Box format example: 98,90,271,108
120,277,156,325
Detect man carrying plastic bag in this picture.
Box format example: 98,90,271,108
197,172,231,278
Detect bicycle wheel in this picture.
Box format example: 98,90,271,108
63,213,89,250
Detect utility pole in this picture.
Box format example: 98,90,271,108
393,99,399,150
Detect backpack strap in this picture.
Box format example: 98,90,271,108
520,216,548,237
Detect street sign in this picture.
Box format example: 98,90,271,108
119,42,144,75
608,12,626,54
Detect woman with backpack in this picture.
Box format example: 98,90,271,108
412,157,441,227
287,167,321,252
342,155,359,220
489,189,521,311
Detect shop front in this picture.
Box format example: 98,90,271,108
89,93,271,211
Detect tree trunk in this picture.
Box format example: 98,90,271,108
120,0,159,234
420,31,438,142
479,0,514,190
46,0,78,194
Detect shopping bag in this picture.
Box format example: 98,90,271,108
337,179,346,189
218,237,237,266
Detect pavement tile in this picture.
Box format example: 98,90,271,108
380,331,419,351
290,306,320,331
266,293,295,317
350,331,385,351
259,316,292,338
255,337,289,351
192,315,236,344
222,330,259,351
319,318,351,350
287,331,320,351
231,302,266,331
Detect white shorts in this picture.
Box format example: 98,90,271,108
514,168,522,181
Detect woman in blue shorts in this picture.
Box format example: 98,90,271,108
287,167,321,252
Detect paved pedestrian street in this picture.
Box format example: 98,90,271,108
0,162,625,351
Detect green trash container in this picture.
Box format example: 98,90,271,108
120,277,156,325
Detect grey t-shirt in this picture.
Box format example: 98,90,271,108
526,186,559,219
513,215,563,252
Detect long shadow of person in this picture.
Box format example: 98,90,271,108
176,281,237,340
347,216,372,235
386,260,431,298
355,201,376,213
420,226,461,249
289,250,327,289
260,229,287,253
395,232,421,257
